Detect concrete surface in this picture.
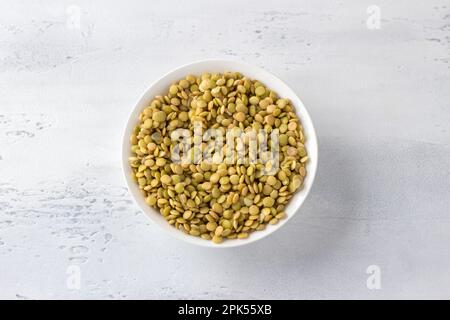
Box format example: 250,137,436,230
0,0,449,299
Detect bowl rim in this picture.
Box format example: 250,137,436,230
122,59,318,248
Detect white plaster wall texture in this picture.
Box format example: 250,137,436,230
0,0,449,299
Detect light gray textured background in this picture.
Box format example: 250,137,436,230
0,0,449,299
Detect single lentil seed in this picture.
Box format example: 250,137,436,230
174,183,184,194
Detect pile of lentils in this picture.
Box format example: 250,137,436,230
129,72,308,244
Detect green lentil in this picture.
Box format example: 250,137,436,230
212,235,223,244
152,111,166,122
266,176,277,186
174,183,184,194
249,205,259,215
255,86,266,96
206,221,217,231
263,197,275,207
161,175,172,185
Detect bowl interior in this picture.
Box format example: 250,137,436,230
122,60,318,248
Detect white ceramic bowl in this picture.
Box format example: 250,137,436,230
122,60,318,248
